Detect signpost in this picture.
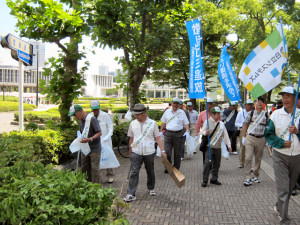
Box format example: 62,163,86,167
1,34,33,131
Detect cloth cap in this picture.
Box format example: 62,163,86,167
187,102,192,106
172,97,181,103
278,86,296,96
210,106,222,113
90,100,100,109
68,105,83,116
207,98,214,103
131,104,146,115
245,99,253,105
229,101,238,106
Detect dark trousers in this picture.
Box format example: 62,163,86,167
227,130,237,152
127,152,155,196
202,148,221,183
164,130,184,170
181,135,186,158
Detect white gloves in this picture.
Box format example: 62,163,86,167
183,131,190,139
102,135,111,142
195,135,199,143
242,137,246,146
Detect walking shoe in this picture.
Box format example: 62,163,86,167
292,189,297,196
210,180,222,185
181,157,184,161
201,182,207,187
238,165,244,168
274,205,282,220
243,179,252,186
123,194,136,202
232,152,238,155
251,177,261,183
164,169,168,173
108,178,114,183
149,190,157,196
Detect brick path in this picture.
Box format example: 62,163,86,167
103,147,300,225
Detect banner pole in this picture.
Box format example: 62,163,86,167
280,18,290,86
288,75,300,141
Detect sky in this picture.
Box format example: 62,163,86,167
0,1,123,74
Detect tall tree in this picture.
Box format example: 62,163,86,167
7,0,89,126
87,0,186,106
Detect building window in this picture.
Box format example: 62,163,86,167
170,91,176,98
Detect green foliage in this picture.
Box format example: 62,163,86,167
14,111,61,123
111,114,130,147
24,122,40,131
147,110,164,121
0,127,77,167
106,87,119,96
0,95,18,102
0,101,37,112
112,106,129,114
0,161,129,224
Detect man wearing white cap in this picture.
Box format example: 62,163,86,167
187,102,198,137
90,100,115,183
160,97,190,171
222,101,239,154
265,86,300,224
235,99,254,168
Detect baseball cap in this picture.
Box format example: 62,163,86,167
278,86,297,96
90,100,100,110
68,105,83,116
229,101,238,106
172,97,181,103
207,98,214,103
187,102,192,106
245,99,253,105
210,106,223,113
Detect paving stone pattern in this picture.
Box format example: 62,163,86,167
103,148,300,225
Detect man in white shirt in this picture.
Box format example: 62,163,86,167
160,97,190,171
124,104,166,202
90,100,115,183
187,102,198,137
200,107,232,187
235,99,253,168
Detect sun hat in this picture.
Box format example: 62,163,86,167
278,86,296,96
187,102,192,106
131,104,146,115
172,97,181,103
90,100,100,110
210,106,223,113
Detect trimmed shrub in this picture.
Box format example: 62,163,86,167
0,161,129,224
14,111,61,123
0,95,18,102
0,127,77,167
112,106,128,113
147,109,164,121
0,101,37,112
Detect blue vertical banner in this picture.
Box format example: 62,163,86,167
298,37,300,49
218,45,241,102
186,19,206,99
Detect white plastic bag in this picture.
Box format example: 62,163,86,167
221,140,229,159
124,110,132,121
156,137,163,157
100,143,120,169
69,138,91,156
186,136,197,157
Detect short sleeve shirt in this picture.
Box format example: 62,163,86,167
161,108,189,131
79,116,101,152
189,110,199,124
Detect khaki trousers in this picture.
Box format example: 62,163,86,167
238,128,245,167
81,151,101,183
244,135,265,180
190,124,195,137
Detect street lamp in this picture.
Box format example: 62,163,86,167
2,85,6,101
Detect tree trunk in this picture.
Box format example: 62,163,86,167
128,68,146,107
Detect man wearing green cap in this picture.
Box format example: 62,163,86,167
200,107,232,187
90,100,115,183
265,86,300,224
69,104,102,183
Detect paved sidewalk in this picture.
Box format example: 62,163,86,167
103,148,300,225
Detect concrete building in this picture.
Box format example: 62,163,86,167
83,74,114,97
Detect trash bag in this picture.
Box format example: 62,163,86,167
186,136,197,157
124,110,132,121
221,140,229,159
100,143,120,169
69,138,91,156
156,137,163,157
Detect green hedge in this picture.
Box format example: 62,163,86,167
0,127,77,167
0,161,129,224
14,111,61,123
147,109,164,121
0,101,37,112
112,106,128,113
0,95,18,102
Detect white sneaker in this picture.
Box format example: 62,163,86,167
124,194,136,202
232,152,238,155
243,179,252,186
108,178,114,183
149,190,157,196
252,177,261,183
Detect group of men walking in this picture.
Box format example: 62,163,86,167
68,85,300,225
